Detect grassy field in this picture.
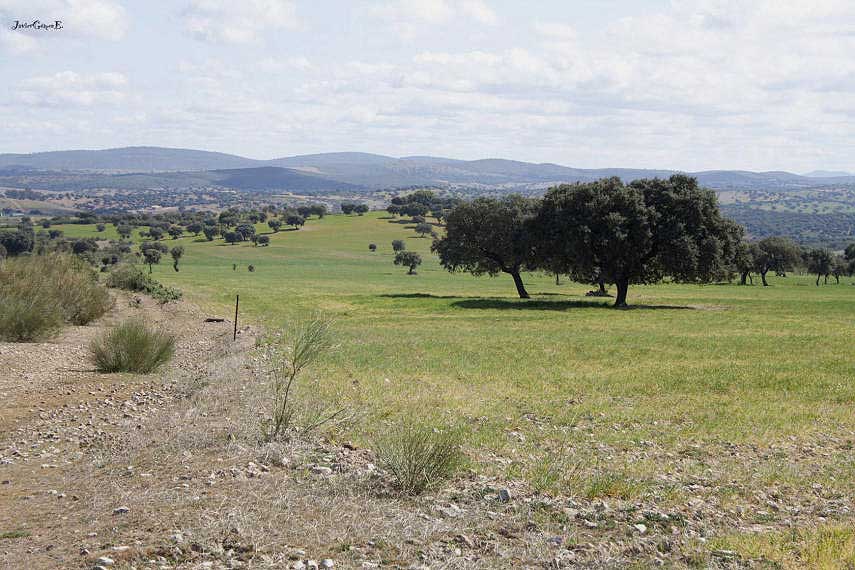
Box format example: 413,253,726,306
51,213,855,565
57,213,855,451
58,214,855,442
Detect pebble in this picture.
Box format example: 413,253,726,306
321,560,334,568
96,556,114,566
112,506,130,515
498,488,512,503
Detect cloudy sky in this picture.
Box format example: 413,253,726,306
1,0,853,172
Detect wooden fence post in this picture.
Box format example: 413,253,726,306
233,294,239,341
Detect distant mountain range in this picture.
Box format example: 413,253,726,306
1,146,854,192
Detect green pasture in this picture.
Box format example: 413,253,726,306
55,214,855,487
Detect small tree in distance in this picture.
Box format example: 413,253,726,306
394,251,422,275
805,248,832,286
268,219,282,233
203,226,219,241
753,237,802,286
170,246,184,272
369,243,377,252
392,239,406,252
140,241,167,273
286,214,305,229
415,222,434,238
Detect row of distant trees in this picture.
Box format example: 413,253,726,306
430,176,855,307
734,238,854,286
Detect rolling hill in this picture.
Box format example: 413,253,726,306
2,146,854,191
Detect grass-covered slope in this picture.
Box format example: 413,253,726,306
57,213,855,450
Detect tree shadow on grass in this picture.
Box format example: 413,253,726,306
379,293,694,311
453,299,696,311
379,293,466,300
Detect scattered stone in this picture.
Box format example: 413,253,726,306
95,556,115,566
634,523,648,534
311,466,333,476
112,506,130,515
321,559,335,568
498,488,512,503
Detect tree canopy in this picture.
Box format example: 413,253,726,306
432,195,538,298
534,176,739,306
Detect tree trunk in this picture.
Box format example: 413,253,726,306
824,274,828,285
599,278,607,295
509,271,530,299
614,278,629,308
555,273,560,285
816,274,821,286
148,263,153,274
740,272,748,285
761,270,769,286
173,261,179,272
835,275,840,284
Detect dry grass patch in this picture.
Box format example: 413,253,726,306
710,525,855,569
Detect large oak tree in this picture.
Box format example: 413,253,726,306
534,176,738,307
432,195,538,298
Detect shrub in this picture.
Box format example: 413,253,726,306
374,423,465,495
0,255,110,341
106,263,182,304
261,315,344,441
0,289,63,342
90,319,175,373
369,243,377,252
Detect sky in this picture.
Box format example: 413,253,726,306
0,0,854,173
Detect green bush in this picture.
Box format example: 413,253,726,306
106,263,182,304
0,254,110,341
90,319,175,373
374,423,465,495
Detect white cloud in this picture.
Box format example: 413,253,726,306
461,0,498,25
3,1,855,171
18,71,128,107
182,0,298,44
370,0,496,38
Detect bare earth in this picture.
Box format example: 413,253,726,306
2,295,854,569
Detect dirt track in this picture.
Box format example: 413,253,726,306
0,293,243,570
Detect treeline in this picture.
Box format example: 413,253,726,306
385,190,463,224
0,216,132,270
722,205,855,249
429,176,855,306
